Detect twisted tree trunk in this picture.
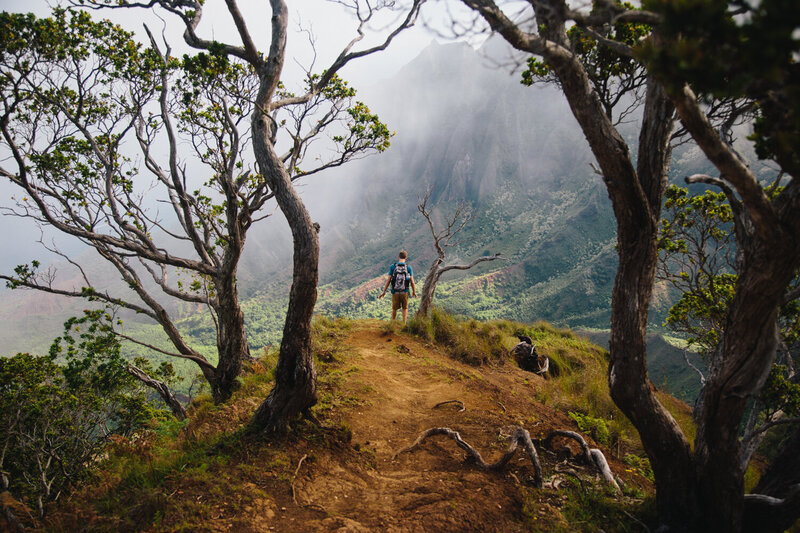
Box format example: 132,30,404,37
246,130,320,435
246,5,319,433
418,256,443,317
213,270,249,403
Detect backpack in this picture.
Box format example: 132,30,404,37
392,263,409,292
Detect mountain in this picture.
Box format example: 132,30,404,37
289,41,621,328
0,40,707,401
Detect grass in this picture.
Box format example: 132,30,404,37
404,307,515,366
518,482,656,533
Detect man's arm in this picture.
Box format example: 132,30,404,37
410,276,417,297
379,275,391,299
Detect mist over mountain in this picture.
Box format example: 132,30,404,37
296,41,619,328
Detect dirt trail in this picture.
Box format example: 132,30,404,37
33,320,657,533
291,321,564,533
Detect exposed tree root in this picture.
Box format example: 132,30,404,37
433,400,466,412
543,430,621,493
553,464,586,493
395,426,622,494
291,454,308,506
393,427,543,488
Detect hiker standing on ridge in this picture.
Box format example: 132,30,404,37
379,250,417,323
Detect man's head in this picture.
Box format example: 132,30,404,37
398,250,407,261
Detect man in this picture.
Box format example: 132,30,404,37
378,250,417,323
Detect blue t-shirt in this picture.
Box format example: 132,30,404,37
388,262,413,293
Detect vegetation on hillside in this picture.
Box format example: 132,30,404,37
3,313,688,531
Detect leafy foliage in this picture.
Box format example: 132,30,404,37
569,411,611,446
0,310,171,516
522,1,650,121
641,0,800,170
658,185,737,355
0,7,397,404
658,185,800,462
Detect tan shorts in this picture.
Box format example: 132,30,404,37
392,292,409,311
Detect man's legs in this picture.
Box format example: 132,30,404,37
391,293,400,321
391,293,409,322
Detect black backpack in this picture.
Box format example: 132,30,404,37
392,263,409,292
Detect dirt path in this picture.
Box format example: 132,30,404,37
292,322,556,533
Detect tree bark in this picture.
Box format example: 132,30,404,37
669,83,800,533
418,257,444,317
212,270,248,403
245,2,319,435
742,424,800,532
456,1,800,530
247,116,320,436
546,45,693,527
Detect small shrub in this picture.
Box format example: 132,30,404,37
0,310,171,517
569,411,611,446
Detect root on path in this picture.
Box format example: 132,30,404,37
394,426,543,488
395,426,622,493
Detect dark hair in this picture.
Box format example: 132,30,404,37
398,250,407,259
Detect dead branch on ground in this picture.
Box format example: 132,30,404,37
291,454,308,506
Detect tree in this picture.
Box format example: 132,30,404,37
451,0,681,523
416,188,502,317
0,4,413,410
63,0,424,434
658,185,800,471
643,0,800,529
454,0,800,530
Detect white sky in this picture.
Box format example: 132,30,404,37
0,0,471,86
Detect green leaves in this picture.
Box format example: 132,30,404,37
522,1,650,117
761,365,800,418
345,101,392,152
658,185,737,355
642,0,800,170
1,308,167,515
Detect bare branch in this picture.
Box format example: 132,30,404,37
438,253,503,275
115,331,213,370
671,84,778,243
127,364,188,420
